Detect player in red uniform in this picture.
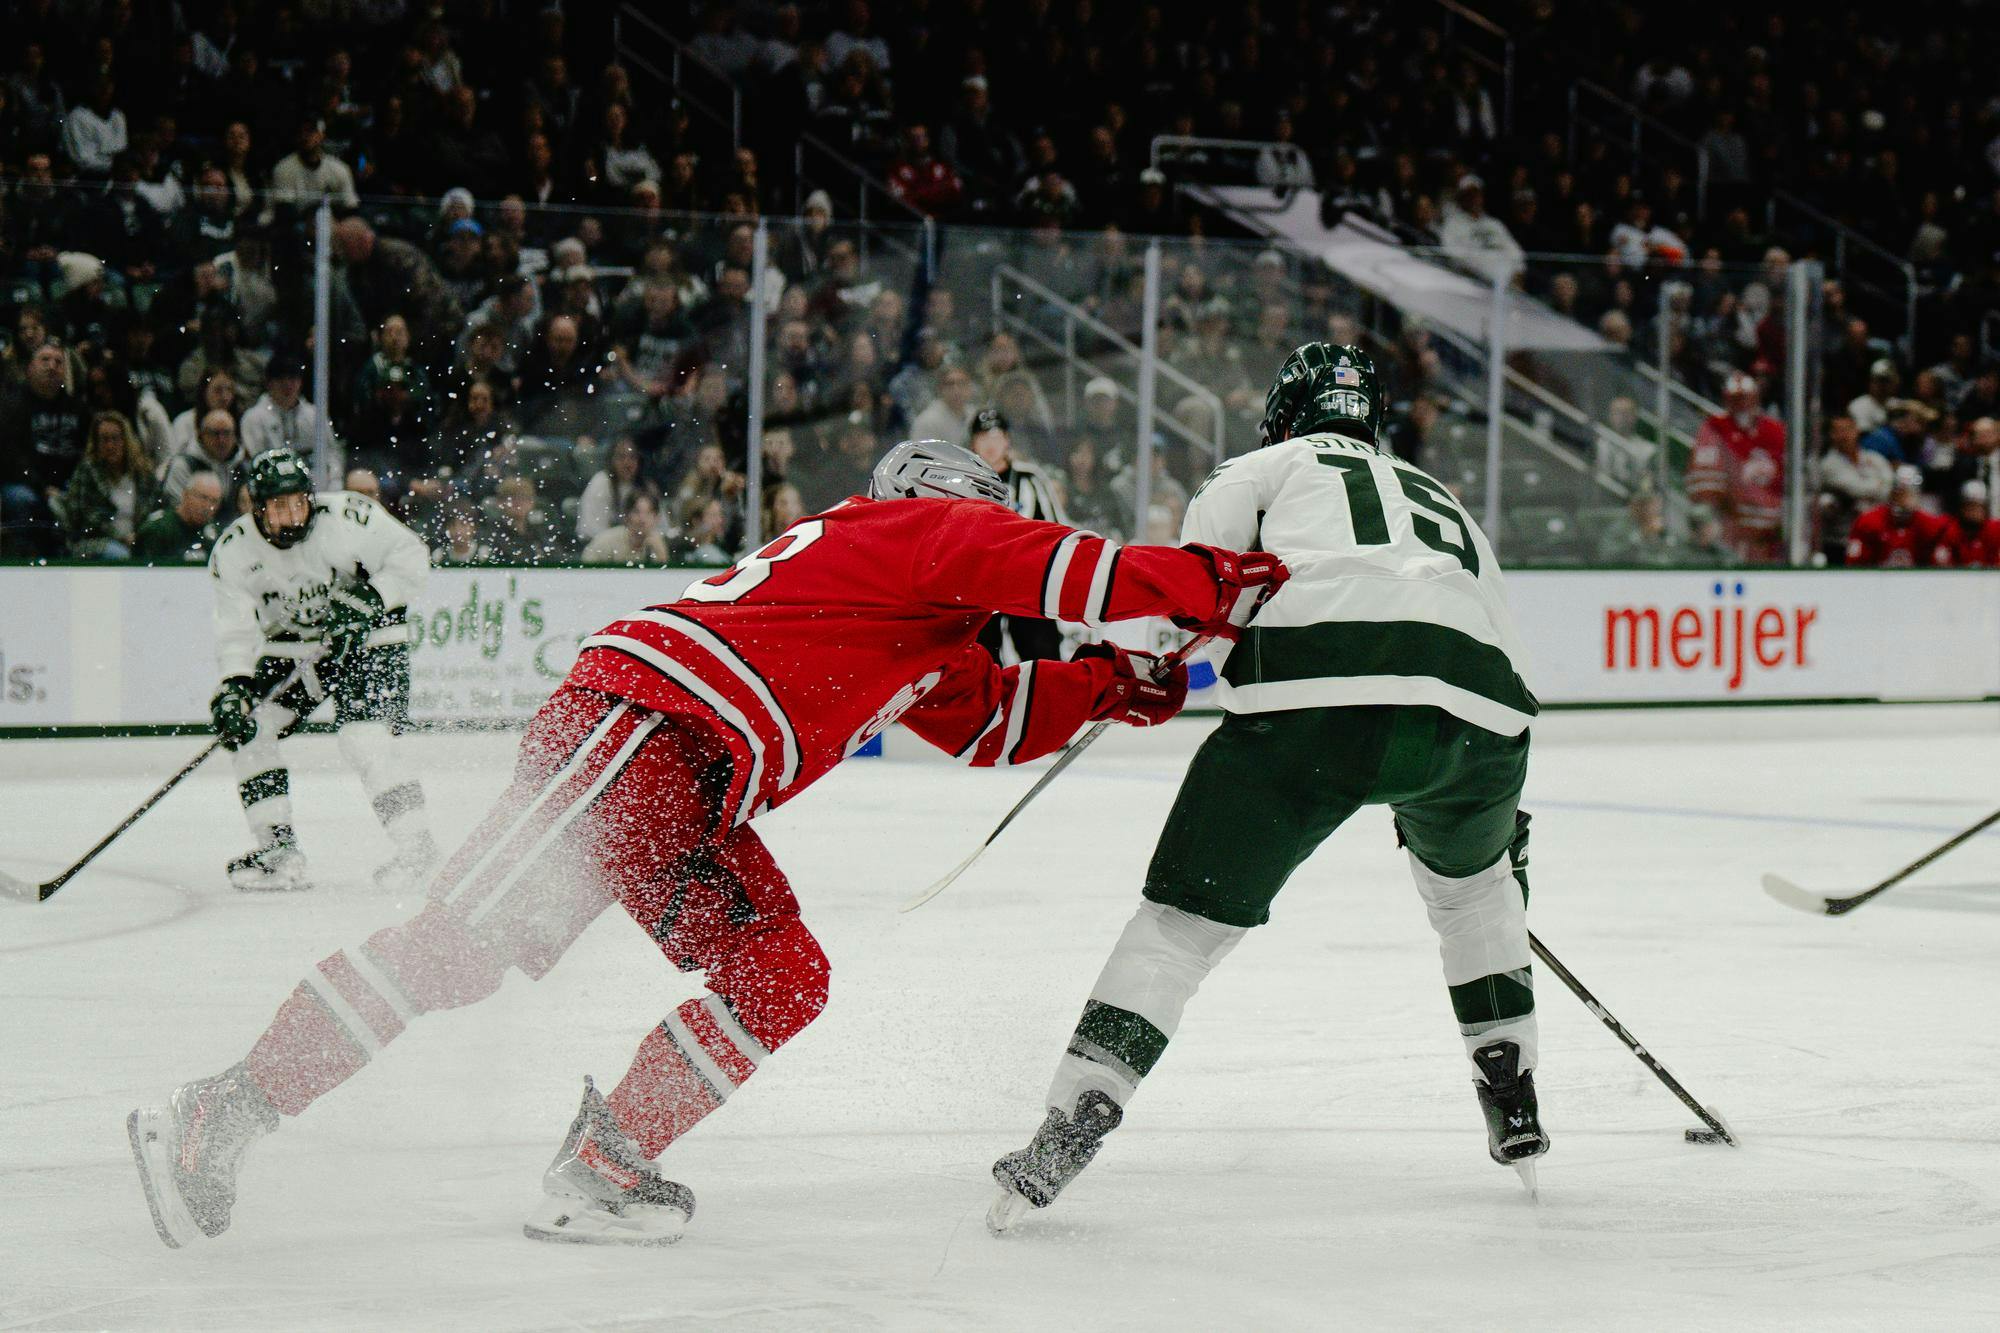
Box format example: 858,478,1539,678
1846,465,1955,567
1689,372,1787,562
127,441,1288,1249
1944,480,2000,566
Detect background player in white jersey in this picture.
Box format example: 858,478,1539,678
991,344,1548,1228
207,448,438,892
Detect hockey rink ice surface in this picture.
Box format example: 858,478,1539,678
4,706,1999,1330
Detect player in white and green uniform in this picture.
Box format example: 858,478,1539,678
208,449,438,892
991,344,1548,1228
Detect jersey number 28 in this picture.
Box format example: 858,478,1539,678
682,519,827,604
1318,455,1480,575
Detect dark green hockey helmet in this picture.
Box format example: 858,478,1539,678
1260,342,1386,445
246,448,317,548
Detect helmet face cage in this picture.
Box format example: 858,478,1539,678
870,439,1010,505
1261,342,1385,445
248,449,317,548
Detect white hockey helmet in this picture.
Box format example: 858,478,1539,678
869,439,1009,505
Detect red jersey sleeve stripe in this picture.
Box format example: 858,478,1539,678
1055,535,1104,621
955,693,1008,763
1004,662,1041,765
1085,543,1122,626
1040,532,1084,620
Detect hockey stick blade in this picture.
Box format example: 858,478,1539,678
1761,873,1837,915
0,870,41,904
902,843,988,913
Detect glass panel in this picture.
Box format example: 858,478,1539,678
0,178,1825,570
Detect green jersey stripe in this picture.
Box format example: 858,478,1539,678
1223,621,1541,718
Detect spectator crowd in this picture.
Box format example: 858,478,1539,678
0,0,1996,572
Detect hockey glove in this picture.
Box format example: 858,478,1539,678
210,676,260,751
1074,642,1189,727
1174,545,1290,641
323,581,387,665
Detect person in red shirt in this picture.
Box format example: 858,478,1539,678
886,124,964,217
129,441,1288,1251
1945,479,2000,566
1689,372,1788,562
1846,465,1955,567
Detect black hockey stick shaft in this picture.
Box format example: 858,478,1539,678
1528,931,1737,1145
34,738,225,901
34,659,321,903
902,633,1215,911
1824,806,2000,916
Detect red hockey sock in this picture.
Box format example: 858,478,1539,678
244,905,501,1116
607,995,769,1157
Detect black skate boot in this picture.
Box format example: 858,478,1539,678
127,1062,280,1248
523,1077,695,1246
988,1090,1124,1233
1472,1040,1549,1195
227,831,310,893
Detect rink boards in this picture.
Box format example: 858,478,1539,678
2,565,1998,729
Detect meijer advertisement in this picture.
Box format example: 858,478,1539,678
2,567,1996,730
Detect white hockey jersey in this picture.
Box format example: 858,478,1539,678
208,491,430,680
1183,432,1537,736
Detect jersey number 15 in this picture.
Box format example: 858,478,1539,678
1318,455,1480,575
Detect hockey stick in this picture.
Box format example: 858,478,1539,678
901,633,1216,913
0,658,324,904
1762,805,2000,917
1529,931,1737,1147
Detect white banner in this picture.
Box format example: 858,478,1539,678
3,567,1996,729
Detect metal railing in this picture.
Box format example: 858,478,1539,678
1148,137,1316,198
1566,79,1915,351
1430,0,1516,135
612,5,742,150
990,262,1225,474
611,1,924,252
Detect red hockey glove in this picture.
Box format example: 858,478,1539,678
1074,642,1189,727
1174,545,1290,641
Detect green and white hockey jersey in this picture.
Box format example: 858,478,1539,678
1184,432,1538,736
209,491,430,681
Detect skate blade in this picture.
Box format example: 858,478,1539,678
127,1108,200,1249
1512,1158,1539,1200
986,1186,1033,1235
230,870,313,894
523,1193,687,1246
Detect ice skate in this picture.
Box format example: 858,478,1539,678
1472,1040,1549,1195
127,1062,279,1248
372,831,441,894
523,1077,695,1246
988,1089,1123,1233
227,839,310,893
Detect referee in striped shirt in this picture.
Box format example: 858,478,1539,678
968,407,1069,663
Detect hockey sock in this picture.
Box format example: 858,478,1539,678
608,919,830,1159
1405,849,1539,1074
230,725,294,847
1046,901,1246,1115
244,902,506,1115
338,721,434,857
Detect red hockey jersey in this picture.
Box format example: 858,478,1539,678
1947,517,2000,567
1845,505,1954,568
565,496,1230,826
1691,411,1787,552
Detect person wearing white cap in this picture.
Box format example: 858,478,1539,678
1688,370,1787,562
1848,357,1900,434
1437,172,1523,284
1948,478,2000,566
1846,464,1953,567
